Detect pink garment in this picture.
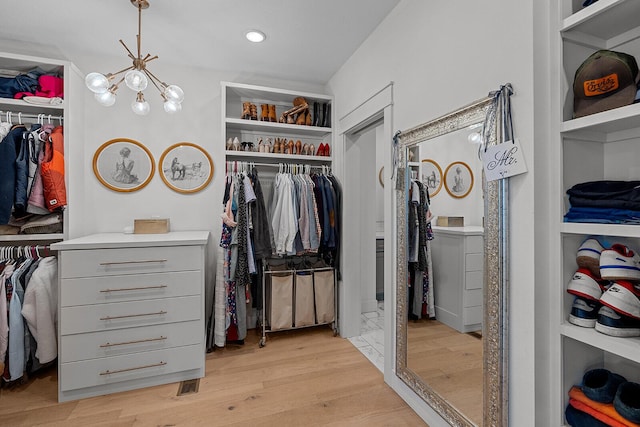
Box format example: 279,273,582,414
26,148,49,215
36,75,63,98
13,76,64,99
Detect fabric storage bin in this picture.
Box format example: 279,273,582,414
267,272,293,330
294,272,315,327
314,269,335,324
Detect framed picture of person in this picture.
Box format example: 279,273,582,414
92,138,155,192
158,142,213,194
444,161,474,199
420,159,443,197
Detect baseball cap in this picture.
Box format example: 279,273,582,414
573,49,640,118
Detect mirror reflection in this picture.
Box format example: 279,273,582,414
396,95,508,427
406,125,485,425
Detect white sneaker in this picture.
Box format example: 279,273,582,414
600,280,640,320
599,244,640,281
567,268,607,301
576,238,605,277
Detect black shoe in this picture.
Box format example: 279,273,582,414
312,102,319,126
324,103,331,128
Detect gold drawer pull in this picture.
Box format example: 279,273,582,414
100,361,167,375
99,259,168,266
100,285,168,293
100,336,167,348
100,310,167,321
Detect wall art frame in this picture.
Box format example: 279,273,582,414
93,138,155,193
420,158,443,197
444,160,474,199
159,142,213,194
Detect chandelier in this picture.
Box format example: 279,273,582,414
84,0,184,115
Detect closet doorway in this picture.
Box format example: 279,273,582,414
336,83,394,376
343,120,385,370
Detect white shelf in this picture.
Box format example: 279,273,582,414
560,103,640,138
0,97,64,114
561,222,640,238
223,81,332,104
225,150,331,163
226,118,331,137
0,233,63,242
560,322,640,364
561,0,640,46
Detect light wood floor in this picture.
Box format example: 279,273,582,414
0,326,426,426
407,319,483,425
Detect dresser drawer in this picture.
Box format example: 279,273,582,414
60,295,201,335
60,320,202,363
60,270,201,307
59,246,202,278
465,236,483,253
465,253,484,272
59,344,203,391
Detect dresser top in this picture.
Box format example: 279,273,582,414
431,225,484,236
51,231,210,250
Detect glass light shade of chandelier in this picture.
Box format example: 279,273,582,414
85,72,110,94
163,99,182,114
84,0,183,115
95,89,117,107
124,69,148,91
132,92,150,115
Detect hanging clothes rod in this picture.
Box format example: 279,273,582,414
226,160,328,169
0,110,63,125
248,162,328,169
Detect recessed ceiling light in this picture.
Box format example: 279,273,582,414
246,30,266,43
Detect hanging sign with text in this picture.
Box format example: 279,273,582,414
482,139,528,182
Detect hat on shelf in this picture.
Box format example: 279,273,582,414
573,49,640,118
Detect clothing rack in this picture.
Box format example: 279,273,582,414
0,111,63,126
225,160,331,175
0,244,52,260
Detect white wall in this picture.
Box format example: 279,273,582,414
417,129,484,227
327,0,538,425
40,50,328,326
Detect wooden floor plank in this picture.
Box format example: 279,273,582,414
0,327,427,426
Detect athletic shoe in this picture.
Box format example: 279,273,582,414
569,296,600,328
566,268,609,301
595,305,640,337
576,238,605,277
599,280,640,319
599,244,640,281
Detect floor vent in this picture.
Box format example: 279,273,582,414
177,378,200,396
468,331,482,340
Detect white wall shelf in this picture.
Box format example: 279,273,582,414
560,323,640,364
226,118,331,137
225,150,331,163
560,223,640,238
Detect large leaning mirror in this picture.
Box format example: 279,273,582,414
396,95,508,426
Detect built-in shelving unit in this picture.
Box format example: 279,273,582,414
0,51,84,243
552,0,640,424
221,81,333,166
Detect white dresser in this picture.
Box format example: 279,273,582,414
430,226,483,333
51,231,209,402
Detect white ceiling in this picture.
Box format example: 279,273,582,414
0,0,400,85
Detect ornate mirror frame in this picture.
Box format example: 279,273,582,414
396,96,509,426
